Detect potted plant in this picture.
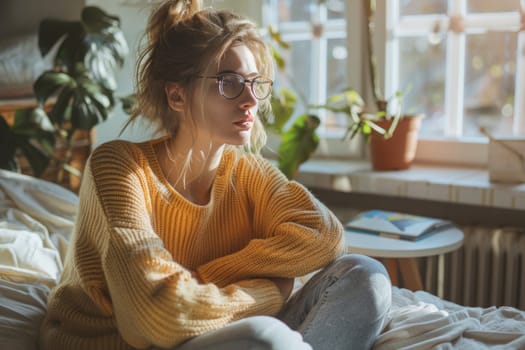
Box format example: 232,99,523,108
0,6,130,191
313,0,423,171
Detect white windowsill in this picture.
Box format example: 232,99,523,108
294,159,525,211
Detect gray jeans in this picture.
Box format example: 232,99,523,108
173,254,392,350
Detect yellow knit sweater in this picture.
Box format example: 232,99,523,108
39,138,344,350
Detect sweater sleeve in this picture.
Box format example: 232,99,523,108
87,143,283,349
197,156,344,287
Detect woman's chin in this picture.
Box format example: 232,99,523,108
231,130,252,146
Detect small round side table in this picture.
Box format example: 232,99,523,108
344,226,464,291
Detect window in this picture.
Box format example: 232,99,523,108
263,0,348,132
385,0,525,165
263,0,525,165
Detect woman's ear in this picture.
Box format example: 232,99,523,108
165,82,185,112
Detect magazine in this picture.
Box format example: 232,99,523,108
345,210,453,241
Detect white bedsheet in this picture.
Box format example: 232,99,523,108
1,169,524,350
376,288,525,349
0,169,77,286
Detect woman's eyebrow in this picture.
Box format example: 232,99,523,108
216,69,259,77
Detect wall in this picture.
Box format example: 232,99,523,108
0,0,84,38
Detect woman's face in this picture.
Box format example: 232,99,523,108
191,44,260,147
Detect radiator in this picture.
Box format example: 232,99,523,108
420,226,525,310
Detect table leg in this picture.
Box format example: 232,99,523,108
382,258,399,286
398,258,423,291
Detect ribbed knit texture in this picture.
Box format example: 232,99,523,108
39,138,344,350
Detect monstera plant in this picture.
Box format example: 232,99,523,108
0,6,130,189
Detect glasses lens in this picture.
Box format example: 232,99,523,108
220,74,244,99
252,78,272,100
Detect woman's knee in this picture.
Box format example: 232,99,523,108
328,255,392,310
329,254,389,283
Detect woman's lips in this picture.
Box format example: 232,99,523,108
233,114,254,129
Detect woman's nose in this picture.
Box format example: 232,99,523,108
239,83,258,108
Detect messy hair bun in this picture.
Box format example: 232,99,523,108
146,0,202,47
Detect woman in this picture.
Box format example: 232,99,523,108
39,1,391,349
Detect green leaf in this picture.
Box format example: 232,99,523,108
40,20,85,73
49,85,74,125
367,120,386,135
52,74,114,132
278,114,320,179
11,108,55,134
327,93,345,104
271,46,286,71
17,139,51,177
269,25,290,49
343,89,365,107
344,123,360,141
78,76,112,109
33,71,75,105
82,6,120,33
361,122,372,135
82,6,128,90
269,88,297,134
71,93,104,131
0,110,54,176
38,19,82,58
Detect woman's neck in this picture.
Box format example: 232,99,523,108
160,135,224,205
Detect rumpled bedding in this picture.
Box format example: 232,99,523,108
0,169,77,350
1,169,525,350
374,288,525,350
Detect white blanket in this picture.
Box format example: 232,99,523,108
376,288,525,350
0,169,77,286
1,169,524,350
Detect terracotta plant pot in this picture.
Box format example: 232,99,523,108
369,114,424,171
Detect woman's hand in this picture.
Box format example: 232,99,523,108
270,277,294,300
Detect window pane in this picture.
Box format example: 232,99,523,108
398,37,447,137
326,0,345,20
325,38,348,129
278,0,317,22
467,0,520,13
464,32,517,137
275,40,312,118
399,0,447,16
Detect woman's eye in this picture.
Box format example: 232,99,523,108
222,78,235,87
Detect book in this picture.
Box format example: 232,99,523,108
345,209,453,241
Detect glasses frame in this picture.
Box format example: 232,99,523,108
198,72,273,100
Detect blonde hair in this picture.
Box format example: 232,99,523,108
128,0,273,155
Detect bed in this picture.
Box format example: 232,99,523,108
1,168,524,350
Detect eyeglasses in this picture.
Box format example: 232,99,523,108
198,72,273,100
